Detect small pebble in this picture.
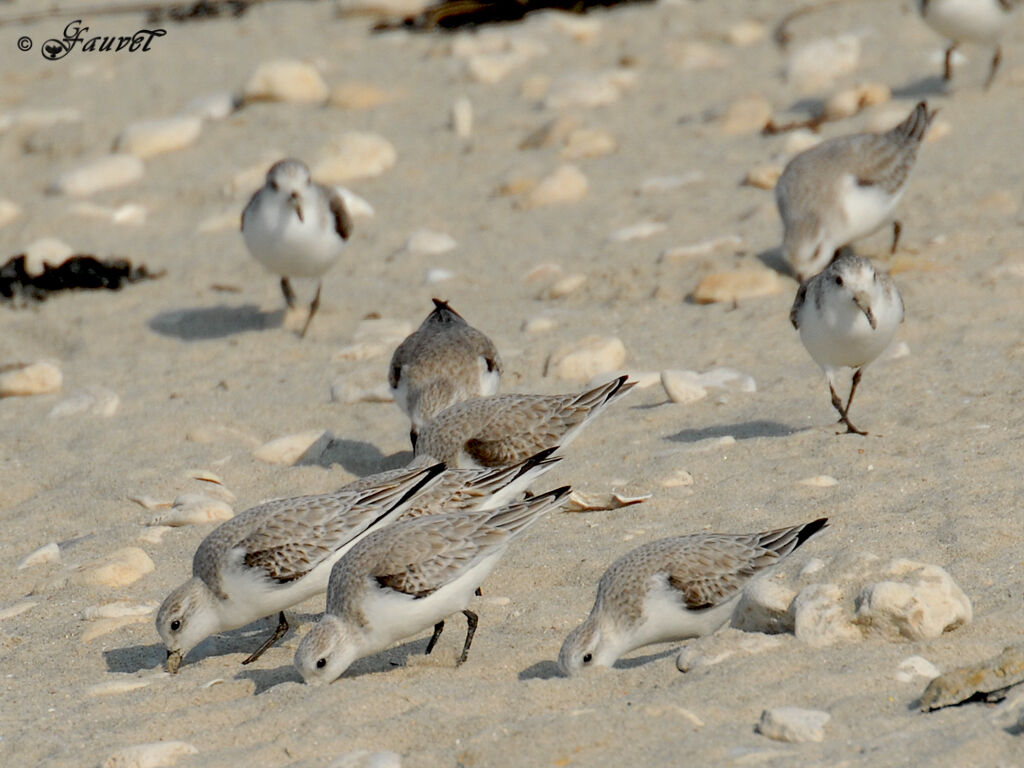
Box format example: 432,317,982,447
22,237,73,276
661,470,694,488
726,20,766,47
896,655,940,683
243,59,327,103
544,69,635,109
0,361,63,397
75,547,156,589
69,202,147,226
799,475,838,487
253,430,331,466
522,317,557,334
406,229,457,256
609,221,666,243
48,386,120,418
313,132,397,183
551,336,626,381
720,95,772,135
544,273,586,299
115,116,202,159
637,172,703,194
0,199,22,228
102,740,198,768
743,164,782,190
328,82,395,110
17,542,60,570
83,600,158,620
180,91,238,121
328,750,402,768
450,96,472,138
520,164,588,209
522,263,562,283
520,115,579,149
425,268,456,286
757,707,830,743
148,494,234,527
787,34,861,93
49,154,145,197
561,128,617,159
783,130,822,155
138,526,173,545
81,615,150,643
661,370,707,404
0,600,38,620
691,269,783,303
660,235,743,264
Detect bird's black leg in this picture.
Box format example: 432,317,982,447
985,45,1002,90
456,609,478,666
891,220,902,254
944,44,957,81
830,376,867,436
280,277,296,309
299,281,321,339
242,611,289,665
425,621,445,655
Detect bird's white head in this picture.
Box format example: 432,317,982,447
823,252,879,329
557,615,618,676
266,159,312,221
156,577,221,674
783,218,832,283
294,615,360,685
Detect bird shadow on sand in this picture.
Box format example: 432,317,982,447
236,664,304,694
891,75,949,100
148,304,283,340
518,660,563,680
103,643,167,674
667,420,807,443
755,247,797,280
615,648,678,669
296,436,412,476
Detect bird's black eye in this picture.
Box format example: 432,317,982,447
316,658,327,669
582,653,593,664
834,276,844,287
170,619,181,632
270,181,279,192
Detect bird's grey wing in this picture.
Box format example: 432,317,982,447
372,517,505,597
661,537,770,610
240,188,262,231
849,103,931,194
327,187,353,240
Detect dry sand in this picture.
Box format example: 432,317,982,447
1,0,1023,765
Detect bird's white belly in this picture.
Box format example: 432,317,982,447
243,206,345,278
835,175,901,245
360,553,501,656
477,357,501,397
629,580,740,651
923,0,1010,43
800,302,897,370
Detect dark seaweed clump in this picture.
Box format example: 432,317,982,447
0,254,162,303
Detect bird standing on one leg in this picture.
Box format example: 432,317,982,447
241,159,352,338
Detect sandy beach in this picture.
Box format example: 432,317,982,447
1,0,1023,765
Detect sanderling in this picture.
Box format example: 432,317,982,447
413,374,636,468
790,250,904,436
294,486,571,684
558,518,829,675
241,159,353,338
389,299,503,448
919,0,1020,88
776,101,934,281
156,451,559,672
157,463,444,673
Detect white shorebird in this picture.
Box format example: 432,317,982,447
790,250,904,435
294,487,571,684
241,159,352,338
389,299,503,449
558,519,829,675
918,0,1021,88
776,101,934,281
156,449,560,673
414,375,636,468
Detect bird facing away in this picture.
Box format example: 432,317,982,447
413,374,637,468
241,159,353,338
389,299,503,449
775,101,934,281
790,250,904,436
558,518,829,676
294,486,572,684
919,0,1020,88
